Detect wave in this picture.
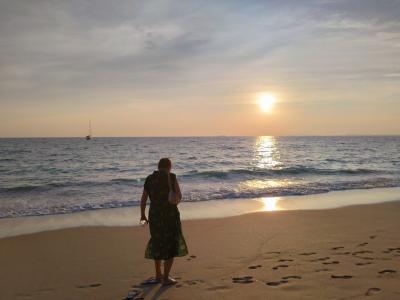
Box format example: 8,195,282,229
0,158,16,162
183,167,384,179
0,166,391,193
0,178,145,193
1,180,400,219
110,178,143,184
182,178,400,201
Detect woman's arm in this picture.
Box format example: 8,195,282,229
140,189,148,221
174,177,182,204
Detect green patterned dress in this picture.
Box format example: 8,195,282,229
144,171,188,260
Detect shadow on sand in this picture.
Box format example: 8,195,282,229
126,278,174,300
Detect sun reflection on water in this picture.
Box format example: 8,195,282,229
259,197,281,211
240,179,294,190
254,136,281,169
252,136,283,211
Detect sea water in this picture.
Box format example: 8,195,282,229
0,136,399,218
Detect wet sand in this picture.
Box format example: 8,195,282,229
2,187,400,239
1,200,400,299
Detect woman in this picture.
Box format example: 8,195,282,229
140,158,188,286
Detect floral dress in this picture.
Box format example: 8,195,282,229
144,170,188,260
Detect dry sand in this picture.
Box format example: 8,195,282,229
1,200,400,300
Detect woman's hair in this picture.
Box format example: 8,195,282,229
158,158,172,170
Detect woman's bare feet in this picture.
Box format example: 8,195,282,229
162,277,177,286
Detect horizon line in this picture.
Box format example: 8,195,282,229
1,134,399,139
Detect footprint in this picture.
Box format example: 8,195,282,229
232,276,252,280
266,280,288,286
184,279,205,286
352,250,373,255
205,285,230,291
331,246,344,250
186,280,198,285
272,264,289,270
232,276,254,284
76,283,102,288
266,251,281,254
318,257,331,261
323,261,339,265
378,269,396,275
281,275,302,280
278,259,293,262
299,252,316,256
125,289,142,300
248,264,262,269
369,235,377,239
336,252,351,255
355,262,372,266
358,257,374,261
140,278,160,285
311,257,330,262
190,255,197,258
365,287,381,296
388,247,400,251
315,268,331,272
331,275,353,279
358,242,368,247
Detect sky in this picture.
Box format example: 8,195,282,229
0,0,399,137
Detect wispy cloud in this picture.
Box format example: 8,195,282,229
0,0,399,136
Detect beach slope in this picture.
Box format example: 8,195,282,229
1,201,400,299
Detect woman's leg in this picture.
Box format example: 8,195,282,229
154,260,162,280
162,258,175,284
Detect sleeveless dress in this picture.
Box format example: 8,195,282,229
144,170,188,260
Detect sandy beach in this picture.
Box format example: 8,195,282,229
1,0,399,298
1,199,400,300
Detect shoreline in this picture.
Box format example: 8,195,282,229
1,186,400,239
1,198,400,299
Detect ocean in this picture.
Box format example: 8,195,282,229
0,136,399,218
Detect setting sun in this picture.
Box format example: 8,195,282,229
257,93,276,113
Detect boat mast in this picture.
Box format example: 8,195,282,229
85,120,92,140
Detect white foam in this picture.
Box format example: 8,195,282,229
0,187,399,238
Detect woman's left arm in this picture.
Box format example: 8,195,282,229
140,189,149,222
174,177,182,204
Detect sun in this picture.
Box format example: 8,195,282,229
257,93,276,113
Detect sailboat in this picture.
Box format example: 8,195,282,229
85,120,92,140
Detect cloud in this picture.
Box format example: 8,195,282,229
1,1,399,92
0,0,399,136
